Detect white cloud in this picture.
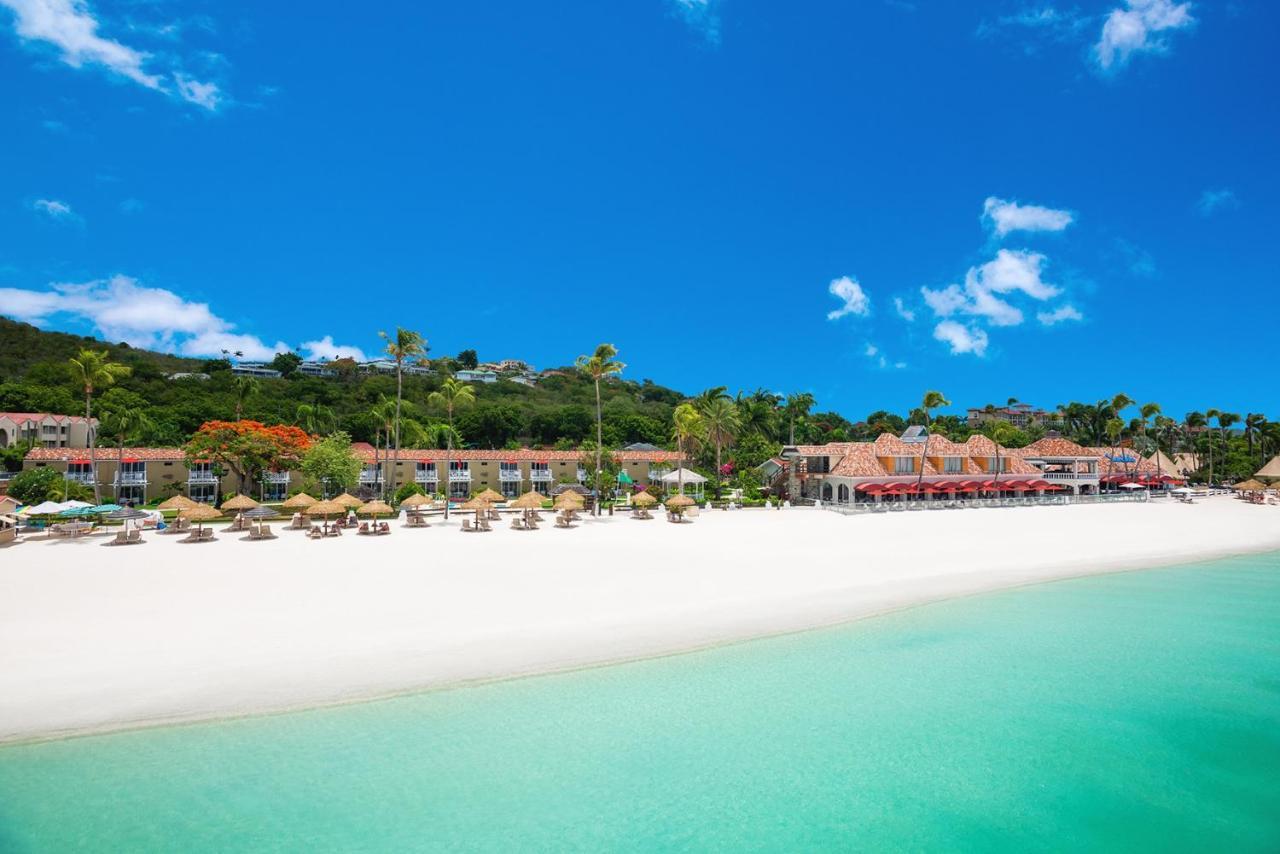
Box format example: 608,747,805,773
933,321,989,357
893,296,915,322
32,198,75,219
974,249,1060,301
1037,305,1084,326
0,275,291,359
300,335,369,363
864,342,879,357
921,283,967,318
670,0,720,43
1094,0,1194,70
826,275,871,321
1197,188,1239,216
982,197,1074,237
0,0,226,110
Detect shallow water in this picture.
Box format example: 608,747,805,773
2,553,1279,852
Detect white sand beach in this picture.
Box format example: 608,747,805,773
2,497,1278,743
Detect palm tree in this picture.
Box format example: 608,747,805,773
1185,411,1206,474
784,392,815,444
1217,412,1240,482
428,376,476,519
368,397,398,498
67,349,131,503
1139,402,1160,479
671,403,704,498
735,389,779,440
576,344,625,515
233,375,259,419
914,390,950,492
295,403,337,435
100,407,153,502
698,396,740,499
1205,408,1222,486
378,327,428,498
1244,413,1266,468
985,419,1019,492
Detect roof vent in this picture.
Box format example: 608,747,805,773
901,425,928,443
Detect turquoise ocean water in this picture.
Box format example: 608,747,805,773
2,553,1279,852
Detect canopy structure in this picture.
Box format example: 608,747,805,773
1255,455,1280,482
512,491,545,509
1231,479,1268,492
460,496,492,511
358,500,394,518
617,470,633,485
157,495,196,512
665,494,695,513
308,500,345,518
660,468,707,498
475,488,505,504
22,501,66,515
333,493,363,509
282,493,317,510
399,493,433,509
220,494,259,512
632,491,657,507
243,506,278,519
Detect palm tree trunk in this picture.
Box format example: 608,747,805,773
116,433,125,503
594,376,603,516
443,406,453,520
85,389,100,504
391,363,403,500
715,440,722,500
915,421,929,493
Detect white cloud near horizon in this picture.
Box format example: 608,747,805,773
0,0,224,110
933,321,989,357
892,296,915,322
1094,0,1193,70
1197,188,1239,216
300,335,370,363
826,275,871,321
982,196,1074,237
0,275,367,362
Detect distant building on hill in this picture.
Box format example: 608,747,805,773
966,403,1062,429
359,359,432,376
230,362,282,379
296,361,336,378
166,372,210,381
0,412,97,449
456,369,498,383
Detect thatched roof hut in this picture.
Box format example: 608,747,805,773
400,493,433,508
282,493,317,510
632,491,657,506
333,492,363,509
358,500,394,517
220,494,259,512
308,499,345,517
512,491,545,509
157,494,197,512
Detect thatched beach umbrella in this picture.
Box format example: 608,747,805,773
554,491,584,508
400,493,433,508
665,494,695,516
333,492,363,510
512,491,545,509
460,496,491,511
359,500,394,522
308,499,345,519
243,506,278,519
282,492,317,510
1231,479,1268,492
220,494,259,513
179,502,221,538
476,488,505,504
632,491,657,506
158,494,197,512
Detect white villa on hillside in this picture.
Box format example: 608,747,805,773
0,412,97,449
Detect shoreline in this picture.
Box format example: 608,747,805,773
3,499,1279,745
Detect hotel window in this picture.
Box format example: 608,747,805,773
500,479,520,498
943,457,963,473
449,461,469,474
894,457,914,474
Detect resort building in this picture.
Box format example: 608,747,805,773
1016,437,1104,495
23,446,683,503
230,362,283,379
966,403,1062,430
359,360,433,377
455,370,498,383
296,361,336,378
781,433,1053,504
0,412,97,449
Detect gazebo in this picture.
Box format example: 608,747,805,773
660,468,707,500
1255,455,1280,486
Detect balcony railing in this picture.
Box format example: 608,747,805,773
529,469,553,482
415,470,438,483
115,472,147,485
359,473,383,484
449,470,471,482
1041,471,1098,481
498,469,522,482
261,472,291,484
188,472,219,484
65,472,96,484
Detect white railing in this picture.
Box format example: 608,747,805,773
449,470,471,482
415,470,438,483
65,472,96,484
115,472,147,485
822,491,1148,515
359,474,383,484
498,469,522,482
261,472,290,484
530,469,553,482
188,472,219,484
1041,471,1098,481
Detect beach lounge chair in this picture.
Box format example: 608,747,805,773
461,518,474,532
127,529,143,544
479,518,492,532
110,530,128,546
308,527,323,540
358,522,371,535
378,522,391,535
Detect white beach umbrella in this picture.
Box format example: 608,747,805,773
23,501,66,515
1118,482,1145,490
1171,487,1194,495
62,500,93,509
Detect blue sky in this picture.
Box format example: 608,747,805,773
1,0,1276,419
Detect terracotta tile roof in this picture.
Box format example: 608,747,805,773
1,412,95,424
1081,447,1159,476
829,444,888,477
25,447,184,461
355,448,682,464
1019,437,1096,458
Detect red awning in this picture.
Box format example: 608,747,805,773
121,457,140,463
69,458,90,464
855,482,884,492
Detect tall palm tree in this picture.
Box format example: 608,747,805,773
1205,408,1221,486
233,375,259,420
295,403,338,435
100,407,153,502
378,327,428,498
734,389,779,440
1185,411,1206,474
575,344,625,515
671,403,704,498
698,396,740,499
1139,402,1160,479
367,397,398,499
914,390,950,492
428,376,476,519
784,392,815,445
1244,413,1266,468
1217,411,1240,482
985,419,1019,493
67,349,131,504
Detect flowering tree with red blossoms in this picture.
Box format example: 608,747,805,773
184,420,313,497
